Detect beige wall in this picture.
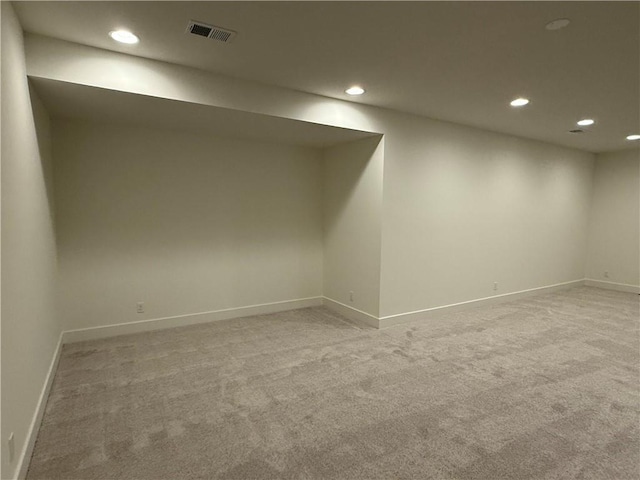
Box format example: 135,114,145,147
323,136,384,318
27,35,605,322
1,3,60,479
379,120,595,317
5,29,633,478
54,120,324,330
586,148,640,288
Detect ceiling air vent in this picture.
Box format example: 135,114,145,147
186,20,237,43
568,129,585,134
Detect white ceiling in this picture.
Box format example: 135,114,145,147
14,1,640,153
30,78,378,148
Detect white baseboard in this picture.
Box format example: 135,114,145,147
62,297,323,343
16,332,64,480
378,279,586,329
322,297,379,328
15,280,613,478
585,279,640,294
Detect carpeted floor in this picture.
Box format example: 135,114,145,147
28,286,639,479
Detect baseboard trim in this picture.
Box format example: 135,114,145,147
378,279,586,329
16,332,64,480
585,279,640,294
322,297,379,328
59,280,615,341
62,297,323,343
14,280,604,477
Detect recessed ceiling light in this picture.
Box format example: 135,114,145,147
109,30,139,44
577,119,595,126
510,98,530,107
345,86,365,96
627,134,640,141
545,18,570,31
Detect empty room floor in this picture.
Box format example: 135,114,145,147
27,287,639,480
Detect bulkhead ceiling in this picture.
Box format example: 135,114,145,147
14,1,640,152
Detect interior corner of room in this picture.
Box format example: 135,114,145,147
2,1,639,479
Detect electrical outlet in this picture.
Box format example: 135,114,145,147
493,282,498,291
136,302,145,314
349,291,354,302
8,432,14,463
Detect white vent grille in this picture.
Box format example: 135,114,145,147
186,20,237,43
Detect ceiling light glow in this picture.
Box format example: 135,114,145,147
510,98,530,107
345,86,365,96
109,30,139,44
545,18,571,31
627,134,640,141
577,119,595,126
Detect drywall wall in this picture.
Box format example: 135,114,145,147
323,136,384,320
378,120,595,318
586,148,640,290
26,35,606,323
1,4,60,479
25,35,386,135
54,120,323,330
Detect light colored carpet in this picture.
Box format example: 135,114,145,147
28,286,639,479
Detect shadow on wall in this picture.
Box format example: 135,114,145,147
29,82,57,232
322,135,385,316
322,135,384,234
